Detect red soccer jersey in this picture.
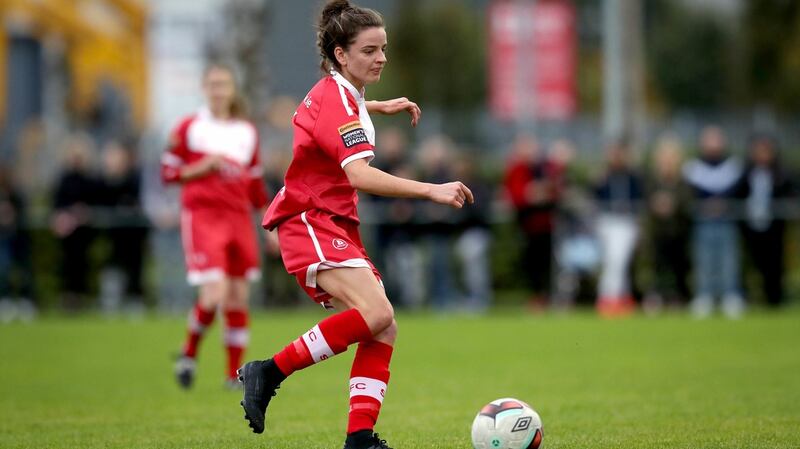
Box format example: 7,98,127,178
262,71,376,229
161,107,269,212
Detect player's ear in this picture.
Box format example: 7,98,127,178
334,46,347,68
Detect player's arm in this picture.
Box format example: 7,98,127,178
365,97,421,127
176,155,224,182
161,117,223,184
343,158,473,208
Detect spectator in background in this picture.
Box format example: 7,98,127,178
51,133,99,310
737,133,794,308
418,135,459,310
503,134,562,307
643,135,691,314
97,140,149,313
683,126,744,318
0,164,36,322
453,155,493,312
593,138,643,317
548,139,597,309
370,128,424,308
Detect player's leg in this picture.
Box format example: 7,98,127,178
223,219,259,387
273,267,392,374
331,293,396,449
239,267,392,434
176,278,227,388
222,278,250,386
176,208,229,387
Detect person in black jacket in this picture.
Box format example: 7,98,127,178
737,133,794,307
51,133,99,310
98,140,148,311
593,138,643,317
0,164,34,309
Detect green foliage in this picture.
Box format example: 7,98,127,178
645,0,732,110
644,0,800,112
743,0,800,112
372,0,486,133
1,312,799,448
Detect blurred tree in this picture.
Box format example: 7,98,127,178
743,0,800,112
574,0,603,114
644,0,732,110
372,0,486,138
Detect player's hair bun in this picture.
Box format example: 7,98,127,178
320,0,351,23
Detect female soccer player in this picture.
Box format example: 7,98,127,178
237,1,473,448
161,63,269,389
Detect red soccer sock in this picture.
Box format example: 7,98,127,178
224,309,249,379
347,340,394,434
273,308,372,377
183,302,216,359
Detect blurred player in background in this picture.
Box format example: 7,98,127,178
236,2,473,448
161,63,269,389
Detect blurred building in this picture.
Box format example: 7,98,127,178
0,0,148,163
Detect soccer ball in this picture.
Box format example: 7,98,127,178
471,398,543,449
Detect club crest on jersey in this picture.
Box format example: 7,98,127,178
338,121,368,148
332,238,349,250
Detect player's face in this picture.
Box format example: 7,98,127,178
203,67,236,116
338,27,387,89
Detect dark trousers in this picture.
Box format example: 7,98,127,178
523,232,553,295
651,233,690,301
61,227,94,295
108,227,147,297
743,223,785,306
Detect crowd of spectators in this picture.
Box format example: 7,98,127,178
0,119,796,320
503,125,796,319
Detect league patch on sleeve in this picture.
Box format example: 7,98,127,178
338,121,369,148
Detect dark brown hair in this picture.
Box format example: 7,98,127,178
203,62,248,119
317,0,384,73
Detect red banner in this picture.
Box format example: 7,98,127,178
488,0,576,121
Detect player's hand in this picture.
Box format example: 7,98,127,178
428,182,474,209
264,229,281,256
179,154,225,181
373,97,421,127
203,154,225,171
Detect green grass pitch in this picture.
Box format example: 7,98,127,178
1,309,798,448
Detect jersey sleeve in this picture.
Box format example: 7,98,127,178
160,117,193,184
246,129,270,209
313,88,374,168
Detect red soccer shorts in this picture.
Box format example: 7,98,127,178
180,207,260,285
276,209,382,307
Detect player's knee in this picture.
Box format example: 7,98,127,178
362,300,394,335
374,306,394,333
198,291,223,309
223,290,249,311
380,319,398,342
198,281,227,308
222,298,248,312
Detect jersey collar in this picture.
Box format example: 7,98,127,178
331,70,365,103
198,105,235,122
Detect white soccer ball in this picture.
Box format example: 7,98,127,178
471,398,543,449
